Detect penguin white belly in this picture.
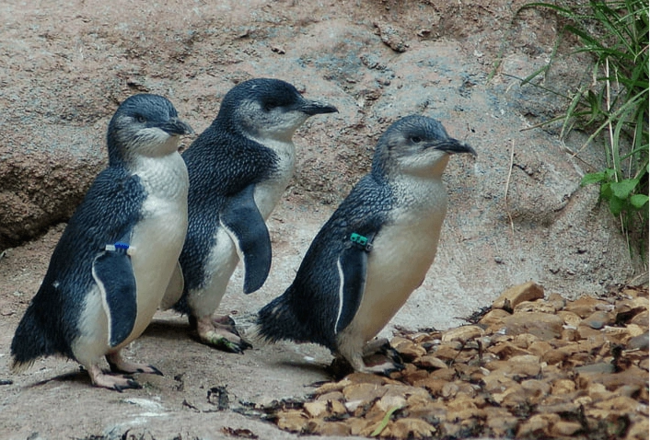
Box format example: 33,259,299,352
251,138,296,220
73,285,110,366
189,227,239,318
347,185,448,344
116,153,189,349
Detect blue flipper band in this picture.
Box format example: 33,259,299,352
105,242,136,256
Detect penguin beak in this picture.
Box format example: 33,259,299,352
159,118,194,136
433,139,477,156
300,100,339,116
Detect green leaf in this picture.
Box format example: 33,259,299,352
630,194,649,209
610,179,639,199
601,182,613,199
371,405,403,437
581,172,607,186
609,196,626,216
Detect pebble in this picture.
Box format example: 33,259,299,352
272,285,649,439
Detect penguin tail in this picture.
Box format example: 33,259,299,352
10,358,35,374
253,293,324,347
10,305,65,373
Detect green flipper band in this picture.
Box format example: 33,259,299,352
350,232,373,252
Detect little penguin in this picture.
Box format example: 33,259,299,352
163,78,338,352
254,115,476,373
11,94,193,391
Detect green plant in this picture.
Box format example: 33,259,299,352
520,0,649,254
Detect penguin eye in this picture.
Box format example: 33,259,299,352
135,114,146,123
410,136,422,143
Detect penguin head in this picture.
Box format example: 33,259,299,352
217,78,338,142
372,115,476,179
107,94,194,165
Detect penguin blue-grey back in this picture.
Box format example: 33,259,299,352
255,115,476,374
11,94,193,391
161,78,337,353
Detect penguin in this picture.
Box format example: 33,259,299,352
163,78,337,353
11,94,193,391
254,115,476,373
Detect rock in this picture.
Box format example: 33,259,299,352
630,310,649,326
516,413,560,438
276,410,308,432
492,281,545,311
502,312,564,340
513,299,557,314
547,292,567,311
586,366,649,391
478,308,510,329
484,358,541,377
342,383,386,402
487,341,532,359
412,378,448,396
441,325,484,343
0,139,105,249
625,417,649,440
557,310,582,327
315,391,344,402
373,21,408,53
528,340,553,357
550,420,582,436
413,355,448,370
627,331,649,350
390,337,426,360
485,407,519,437
303,401,328,418
430,343,462,361
399,367,429,385
563,296,610,318
521,379,551,404
375,394,407,412
550,379,576,395
582,310,613,329
387,418,436,439
273,291,648,439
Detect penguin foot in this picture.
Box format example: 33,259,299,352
360,352,405,376
362,338,391,356
361,339,405,375
330,340,405,379
195,315,252,353
106,352,164,376
88,364,143,392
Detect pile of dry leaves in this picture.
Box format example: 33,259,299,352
268,282,649,439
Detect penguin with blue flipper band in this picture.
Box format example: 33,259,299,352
11,94,193,391
255,115,476,374
92,233,137,348
162,78,337,352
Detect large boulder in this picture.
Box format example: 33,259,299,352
0,0,643,326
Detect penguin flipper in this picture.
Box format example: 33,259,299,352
334,244,369,334
220,185,272,294
92,241,137,348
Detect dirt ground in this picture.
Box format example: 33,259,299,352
0,1,646,439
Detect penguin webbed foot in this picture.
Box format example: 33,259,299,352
87,364,143,392
330,339,404,379
194,315,252,353
106,352,164,376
